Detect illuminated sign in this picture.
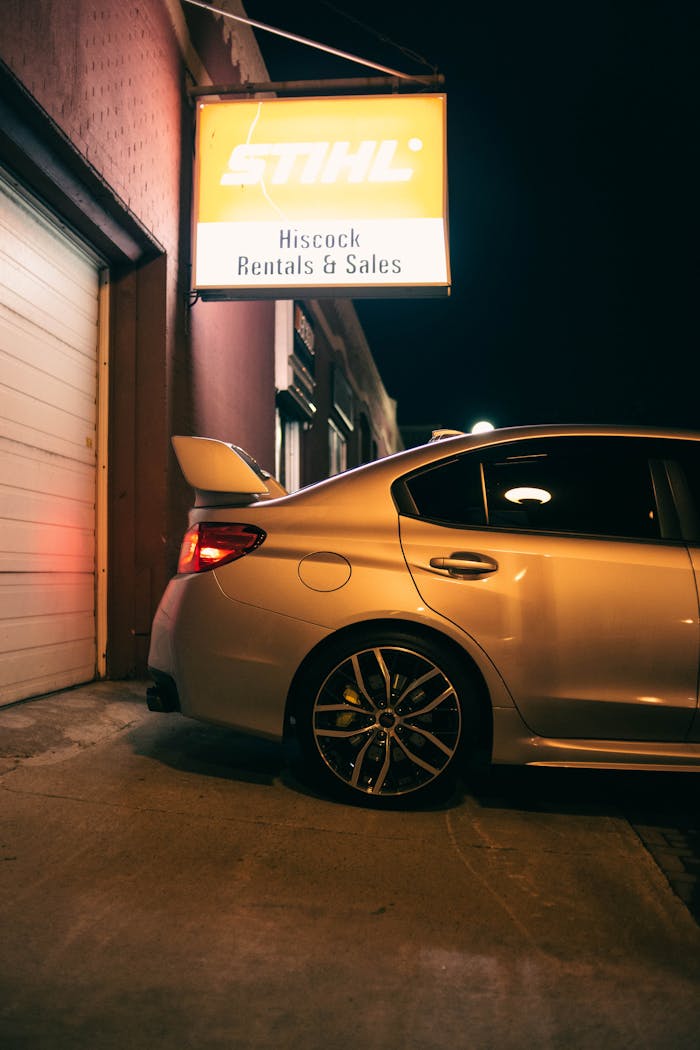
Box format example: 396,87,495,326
192,94,450,299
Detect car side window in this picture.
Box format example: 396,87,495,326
665,440,700,542
482,438,660,539
401,456,486,527
401,436,664,540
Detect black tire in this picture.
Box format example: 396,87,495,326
293,630,480,805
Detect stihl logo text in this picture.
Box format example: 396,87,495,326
220,139,423,186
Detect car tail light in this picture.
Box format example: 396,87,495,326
177,523,265,574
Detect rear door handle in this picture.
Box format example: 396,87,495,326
429,552,499,576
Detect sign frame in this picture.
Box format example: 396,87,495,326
192,93,451,300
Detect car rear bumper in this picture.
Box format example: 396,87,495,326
146,571,329,741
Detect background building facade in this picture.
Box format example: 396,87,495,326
0,0,402,705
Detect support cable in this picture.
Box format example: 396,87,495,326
182,0,438,84
317,1,437,74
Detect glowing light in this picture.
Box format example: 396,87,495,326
200,545,226,563
505,486,552,504
471,420,495,434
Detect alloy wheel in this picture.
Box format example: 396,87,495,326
310,644,462,798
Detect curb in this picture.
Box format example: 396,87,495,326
629,820,700,925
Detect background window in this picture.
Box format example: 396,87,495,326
276,415,302,492
328,419,347,477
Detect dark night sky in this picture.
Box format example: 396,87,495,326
242,1,696,434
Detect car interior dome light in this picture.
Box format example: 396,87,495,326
505,486,552,504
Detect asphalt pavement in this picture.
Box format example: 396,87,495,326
1,679,699,1050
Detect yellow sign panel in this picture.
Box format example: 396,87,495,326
193,94,450,298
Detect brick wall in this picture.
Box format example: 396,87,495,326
2,0,185,257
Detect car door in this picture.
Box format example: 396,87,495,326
665,439,700,742
397,435,700,741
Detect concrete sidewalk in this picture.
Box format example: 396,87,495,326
0,679,151,775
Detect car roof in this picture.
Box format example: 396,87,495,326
286,422,700,504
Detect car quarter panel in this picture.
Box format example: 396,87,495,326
212,502,417,618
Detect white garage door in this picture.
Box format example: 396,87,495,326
0,171,105,706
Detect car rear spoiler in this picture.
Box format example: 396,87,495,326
171,435,286,507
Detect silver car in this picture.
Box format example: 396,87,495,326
147,424,700,805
